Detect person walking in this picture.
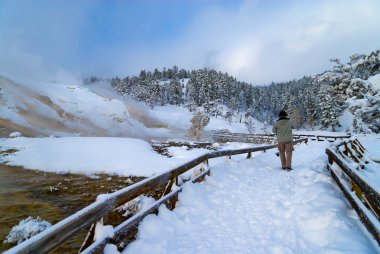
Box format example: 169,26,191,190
272,110,294,171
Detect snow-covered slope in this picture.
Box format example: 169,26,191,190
0,75,257,138
0,75,181,138
0,137,212,176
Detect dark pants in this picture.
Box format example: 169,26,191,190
277,142,293,168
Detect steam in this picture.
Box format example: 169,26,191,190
0,75,179,140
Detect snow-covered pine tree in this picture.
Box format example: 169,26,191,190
153,68,162,80
304,86,318,129
111,76,122,93
168,77,183,106
150,80,162,107
185,71,200,111
318,85,341,131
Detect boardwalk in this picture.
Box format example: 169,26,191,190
121,142,377,254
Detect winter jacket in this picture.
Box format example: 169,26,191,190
272,117,294,143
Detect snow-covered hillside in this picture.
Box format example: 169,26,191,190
0,76,145,137
0,75,259,139
0,75,179,138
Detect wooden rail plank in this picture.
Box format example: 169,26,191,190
208,131,349,144
326,148,380,209
191,168,211,183
328,164,380,245
82,169,212,254
81,189,182,254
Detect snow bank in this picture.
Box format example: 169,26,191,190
0,137,211,176
4,217,52,244
360,138,380,161
9,132,22,138
94,222,114,242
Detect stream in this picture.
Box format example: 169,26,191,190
0,164,142,253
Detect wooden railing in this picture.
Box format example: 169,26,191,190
5,138,308,254
294,134,351,141
207,131,350,143
326,139,380,245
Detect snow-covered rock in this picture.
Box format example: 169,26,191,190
4,217,52,244
9,132,22,138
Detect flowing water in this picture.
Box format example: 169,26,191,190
0,164,143,253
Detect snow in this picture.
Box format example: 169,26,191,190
119,196,156,218
0,136,274,177
360,138,380,161
1,74,260,139
353,138,380,194
104,244,121,254
338,109,354,132
0,137,211,176
206,116,248,133
147,105,252,134
368,73,380,91
2,136,379,253
0,75,186,139
94,221,114,242
147,105,192,131
4,217,52,244
104,141,378,254
9,132,22,138
1,70,379,252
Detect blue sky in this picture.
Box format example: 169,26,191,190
0,0,379,84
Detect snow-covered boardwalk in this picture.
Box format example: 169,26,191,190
119,142,378,254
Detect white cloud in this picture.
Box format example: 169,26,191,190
148,0,380,83
0,1,91,84
0,0,379,84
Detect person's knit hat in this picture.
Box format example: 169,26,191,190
279,110,287,117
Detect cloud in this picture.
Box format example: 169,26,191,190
0,0,93,83
0,0,379,84
126,0,380,84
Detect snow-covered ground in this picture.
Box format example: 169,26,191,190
0,136,265,177
104,141,378,254
0,135,376,178
1,72,379,252
1,135,379,253
0,137,212,176
360,137,380,162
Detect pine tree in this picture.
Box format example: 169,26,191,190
168,77,183,105
319,85,341,131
